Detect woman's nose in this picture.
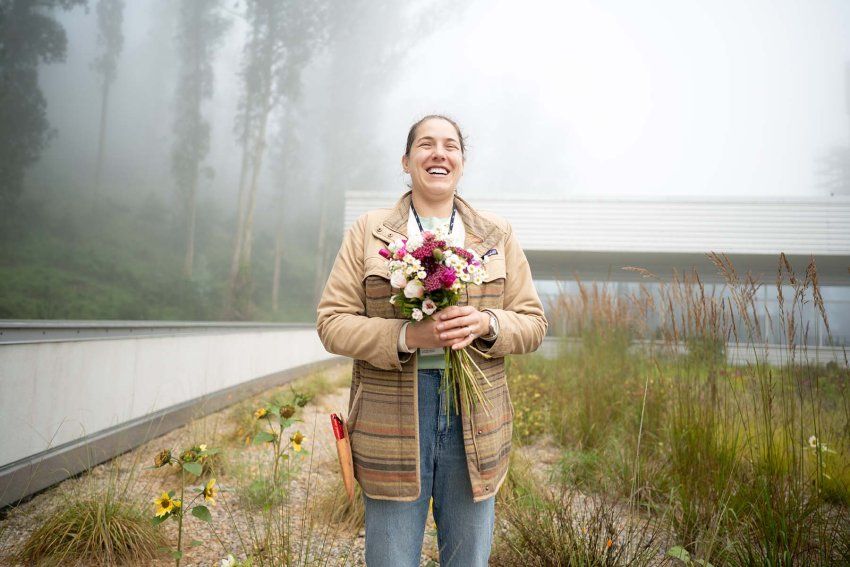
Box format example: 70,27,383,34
432,144,446,159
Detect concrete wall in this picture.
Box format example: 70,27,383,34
0,322,339,506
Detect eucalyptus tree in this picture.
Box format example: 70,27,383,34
171,0,229,278
311,0,464,303
819,62,850,197
227,0,325,317
0,0,86,216
91,0,124,197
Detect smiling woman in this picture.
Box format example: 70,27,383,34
316,115,548,566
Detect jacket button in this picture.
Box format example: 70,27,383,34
485,485,491,492
377,227,382,232
477,429,483,435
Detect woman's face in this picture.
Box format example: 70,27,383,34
402,118,464,202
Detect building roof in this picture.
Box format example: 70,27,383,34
344,192,850,284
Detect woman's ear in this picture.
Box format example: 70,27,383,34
401,154,409,173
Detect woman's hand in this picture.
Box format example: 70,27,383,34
405,306,490,351
436,306,491,351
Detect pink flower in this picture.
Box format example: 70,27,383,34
421,298,437,315
379,248,392,259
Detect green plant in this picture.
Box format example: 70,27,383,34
150,444,222,566
492,486,661,566
19,492,164,565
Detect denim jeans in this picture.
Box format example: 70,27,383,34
363,368,496,566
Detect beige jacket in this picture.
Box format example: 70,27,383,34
316,190,547,501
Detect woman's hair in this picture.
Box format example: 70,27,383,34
404,114,466,159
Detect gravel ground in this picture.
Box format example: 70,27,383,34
1,362,490,566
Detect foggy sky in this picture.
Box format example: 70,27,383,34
34,0,850,207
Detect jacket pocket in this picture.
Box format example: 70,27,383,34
363,256,400,318
470,378,512,473
346,382,364,435
468,256,506,310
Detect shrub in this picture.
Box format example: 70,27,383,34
19,494,164,565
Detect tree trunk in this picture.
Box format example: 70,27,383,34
182,170,197,278
271,203,284,312
239,106,269,269
313,184,329,304
93,78,111,199
226,121,252,310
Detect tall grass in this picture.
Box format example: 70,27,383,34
513,253,850,565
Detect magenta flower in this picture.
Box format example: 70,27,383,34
379,248,392,259
440,268,457,287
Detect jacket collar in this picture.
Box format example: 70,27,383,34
374,190,504,256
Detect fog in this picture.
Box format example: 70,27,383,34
2,0,849,323
34,0,850,203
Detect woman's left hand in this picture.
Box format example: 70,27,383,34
434,306,490,350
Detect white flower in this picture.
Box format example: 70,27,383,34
404,279,424,299
808,435,818,448
389,295,397,305
417,270,427,280
221,555,236,567
390,271,408,289
407,234,423,250
411,308,423,321
422,298,437,315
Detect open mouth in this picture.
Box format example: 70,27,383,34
426,167,449,177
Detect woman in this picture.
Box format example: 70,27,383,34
317,115,547,566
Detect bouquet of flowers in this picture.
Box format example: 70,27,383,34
379,224,493,419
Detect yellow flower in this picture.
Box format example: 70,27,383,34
154,492,177,517
291,431,305,452
254,408,268,419
198,444,208,452
203,478,217,505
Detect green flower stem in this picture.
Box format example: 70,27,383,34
176,469,185,567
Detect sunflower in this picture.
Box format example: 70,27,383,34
203,478,217,505
254,407,268,419
291,431,305,452
280,404,295,419
154,492,179,517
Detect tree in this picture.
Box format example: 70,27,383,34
0,0,87,215
91,0,124,197
311,0,464,303
818,63,850,197
171,0,228,278
226,0,324,318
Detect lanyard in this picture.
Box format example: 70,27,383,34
411,202,455,235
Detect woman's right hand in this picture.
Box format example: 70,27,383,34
405,316,458,350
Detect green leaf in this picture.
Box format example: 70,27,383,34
202,447,221,456
171,550,183,560
269,405,281,416
189,539,204,547
192,505,212,523
279,417,294,429
151,514,170,526
667,546,691,562
183,461,203,476
253,431,276,444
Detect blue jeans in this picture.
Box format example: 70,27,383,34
363,368,496,566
